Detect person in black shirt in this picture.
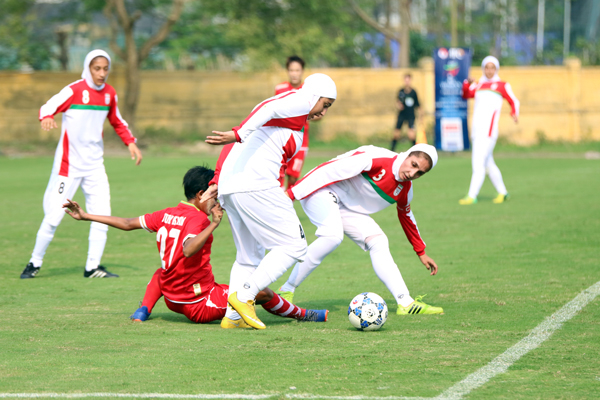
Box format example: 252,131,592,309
391,73,421,151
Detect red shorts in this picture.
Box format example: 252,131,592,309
164,283,229,324
286,148,308,178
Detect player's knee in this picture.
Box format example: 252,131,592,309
284,238,308,261
365,234,389,252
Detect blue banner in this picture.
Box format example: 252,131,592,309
434,47,472,151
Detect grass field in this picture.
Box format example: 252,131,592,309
1,151,599,399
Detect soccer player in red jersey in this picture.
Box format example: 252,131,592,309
274,56,317,190
63,166,328,327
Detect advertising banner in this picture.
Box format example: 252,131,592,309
434,47,472,151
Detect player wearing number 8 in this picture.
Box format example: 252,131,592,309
21,49,142,279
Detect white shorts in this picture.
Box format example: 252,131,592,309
220,187,307,266
300,188,384,251
42,168,111,229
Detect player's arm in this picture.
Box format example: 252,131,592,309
501,82,520,123
200,144,233,203
182,204,223,257
63,199,141,230
39,86,74,131
106,94,142,165
396,190,438,275
462,80,476,99
289,152,372,201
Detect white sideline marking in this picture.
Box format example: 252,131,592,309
1,280,598,400
435,280,600,400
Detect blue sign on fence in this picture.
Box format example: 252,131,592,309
434,47,472,151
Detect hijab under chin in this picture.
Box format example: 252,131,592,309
82,49,112,91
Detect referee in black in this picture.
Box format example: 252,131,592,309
391,73,421,151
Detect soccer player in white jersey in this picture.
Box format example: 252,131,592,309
203,73,337,329
459,55,519,205
277,143,444,315
20,49,142,279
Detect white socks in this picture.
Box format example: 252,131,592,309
487,159,508,195
226,261,256,320
366,235,413,307
281,235,342,292
237,249,297,303
85,223,108,271
29,221,57,268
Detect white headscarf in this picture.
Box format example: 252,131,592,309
480,55,500,83
298,73,337,109
82,49,111,91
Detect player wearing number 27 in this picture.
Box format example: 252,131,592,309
278,144,444,315
21,49,142,280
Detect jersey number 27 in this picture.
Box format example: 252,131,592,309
157,227,180,270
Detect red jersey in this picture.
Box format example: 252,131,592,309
139,201,215,304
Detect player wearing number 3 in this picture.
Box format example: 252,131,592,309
278,144,444,315
21,49,142,279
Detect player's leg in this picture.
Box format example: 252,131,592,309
258,288,328,322
286,148,306,189
460,137,488,204
407,117,416,146
23,173,81,278
279,189,344,301
486,138,509,203
131,268,163,321
80,169,117,278
391,116,404,151
226,188,307,329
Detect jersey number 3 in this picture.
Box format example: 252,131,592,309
157,227,181,270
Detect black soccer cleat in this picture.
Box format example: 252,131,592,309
21,262,41,279
84,265,119,278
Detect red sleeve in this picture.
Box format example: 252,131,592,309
139,209,165,233
209,143,234,186
462,80,476,99
499,82,520,117
107,91,136,146
397,204,426,256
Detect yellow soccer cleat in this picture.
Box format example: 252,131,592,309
492,193,510,204
227,291,266,330
221,316,251,329
458,196,477,205
277,287,294,303
397,295,444,315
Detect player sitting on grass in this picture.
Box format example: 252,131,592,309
278,144,444,315
63,166,328,326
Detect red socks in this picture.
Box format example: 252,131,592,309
261,293,306,320
141,269,163,313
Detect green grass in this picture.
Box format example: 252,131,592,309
0,152,599,399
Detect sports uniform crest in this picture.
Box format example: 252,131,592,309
105,93,111,105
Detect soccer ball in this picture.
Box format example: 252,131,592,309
348,292,388,331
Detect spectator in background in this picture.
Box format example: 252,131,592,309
391,73,421,151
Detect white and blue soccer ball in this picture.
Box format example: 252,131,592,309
348,292,388,331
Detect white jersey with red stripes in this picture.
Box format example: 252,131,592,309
462,80,519,139
39,79,135,178
217,91,311,195
289,145,427,255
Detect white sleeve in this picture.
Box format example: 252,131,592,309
39,86,74,120
291,152,373,200
235,94,311,142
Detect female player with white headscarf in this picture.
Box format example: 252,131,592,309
459,55,519,205
278,143,444,316
21,49,142,280
204,73,337,329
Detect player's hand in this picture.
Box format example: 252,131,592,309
128,143,143,165
467,77,474,84
512,114,519,123
41,117,58,131
200,184,218,203
210,203,223,225
63,199,86,221
419,254,438,276
206,131,236,145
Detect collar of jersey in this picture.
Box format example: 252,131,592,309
180,201,200,211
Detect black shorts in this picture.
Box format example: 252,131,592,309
396,114,415,130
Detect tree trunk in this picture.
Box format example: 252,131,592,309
123,28,140,130
399,0,410,68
